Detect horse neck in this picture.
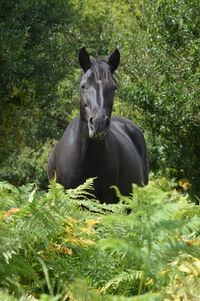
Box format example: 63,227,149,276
77,117,106,159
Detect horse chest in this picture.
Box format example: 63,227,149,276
84,148,118,179
91,162,116,181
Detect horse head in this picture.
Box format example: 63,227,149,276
79,47,120,139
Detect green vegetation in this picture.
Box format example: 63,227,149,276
0,0,200,299
0,178,200,300
0,0,199,196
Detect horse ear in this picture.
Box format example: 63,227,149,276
79,47,91,72
108,48,120,73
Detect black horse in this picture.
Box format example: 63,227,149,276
48,47,148,203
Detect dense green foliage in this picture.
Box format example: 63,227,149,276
0,0,199,196
1,2,199,299
0,0,81,160
118,0,200,196
0,178,200,300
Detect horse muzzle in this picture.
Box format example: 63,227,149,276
88,116,110,139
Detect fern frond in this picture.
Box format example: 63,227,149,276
0,181,19,210
99,270,143,293
1,178,200,300
66,177,96,200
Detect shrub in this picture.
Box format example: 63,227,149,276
0,140,56,189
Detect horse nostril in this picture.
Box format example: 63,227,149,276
89,117,94,125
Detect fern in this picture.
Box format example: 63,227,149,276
97,181,200,298
0,178,200,300
99,269,143,294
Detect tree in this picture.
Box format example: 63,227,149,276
0,0,199,196
0,0,79,159
119,0,200,196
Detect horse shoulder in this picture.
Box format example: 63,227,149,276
47,117,80,182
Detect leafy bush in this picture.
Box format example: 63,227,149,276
0,140,56,189
1,0,199,196
117,0,200,196
0,178,200,300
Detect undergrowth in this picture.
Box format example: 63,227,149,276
0,178,200,301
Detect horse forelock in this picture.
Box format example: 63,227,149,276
79,59,116,84
92,59,113,81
